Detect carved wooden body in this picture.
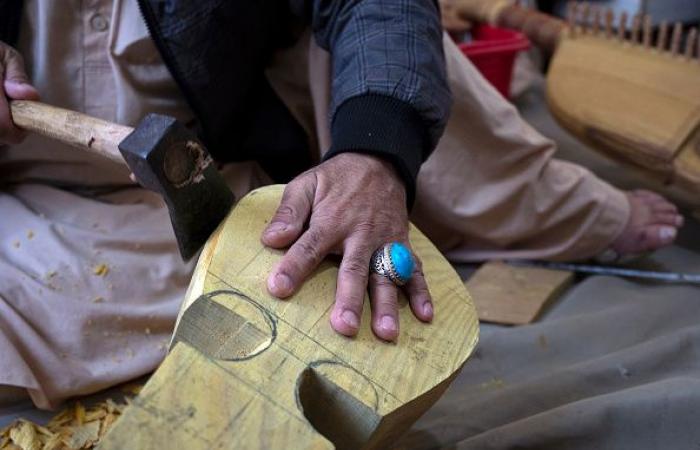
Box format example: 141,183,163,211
99,185,479,449
547,30,700,205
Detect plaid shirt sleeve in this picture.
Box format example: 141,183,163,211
295,0,451,206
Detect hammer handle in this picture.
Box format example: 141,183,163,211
10,100,133,165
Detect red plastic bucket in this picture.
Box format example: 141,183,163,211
458,25,530,99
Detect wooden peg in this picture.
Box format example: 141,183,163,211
581,2,591,33
671,22,683,55
642,15,652,48
697,32,700,62
567,1,579,36
657,20,669,51
631,14,642,44
604,8,614,38
618,11,628,41
686,28,698,59
592,6,601,35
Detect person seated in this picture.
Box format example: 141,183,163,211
0,0,682,410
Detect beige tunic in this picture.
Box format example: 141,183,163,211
0,0,268,409
0,2,628,409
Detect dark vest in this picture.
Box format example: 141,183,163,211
1,0,310,182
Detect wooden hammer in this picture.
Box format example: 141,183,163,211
9,100,235,260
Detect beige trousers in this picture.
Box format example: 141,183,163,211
270,32,630,262
0,33,628,409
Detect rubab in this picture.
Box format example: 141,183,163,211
452,0,700,207
99,185,479,449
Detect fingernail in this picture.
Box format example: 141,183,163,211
341,310,359,329
379,315,397,332
659,226,677,242
265,222,288,235
269,273,293,296
423,302,433,318
676,216,684,227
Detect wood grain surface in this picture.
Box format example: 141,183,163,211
100,185,479,449
546,34,700,205
467,261,573,325
10,100,132,165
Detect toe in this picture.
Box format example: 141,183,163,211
632,189,664,201
652,212,684,227
639,225,677,252
650,199,678,214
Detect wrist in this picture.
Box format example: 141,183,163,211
323,94,428,209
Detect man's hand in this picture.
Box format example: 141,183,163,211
0,41,39,145
261,153,434,342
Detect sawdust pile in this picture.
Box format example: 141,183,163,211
0,383,141,450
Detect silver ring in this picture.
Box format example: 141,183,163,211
370,242,414,286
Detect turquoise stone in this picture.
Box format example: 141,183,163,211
390,242,414,281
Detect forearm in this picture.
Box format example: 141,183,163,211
294,0,452,205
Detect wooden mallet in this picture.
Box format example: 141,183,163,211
9,100,235,260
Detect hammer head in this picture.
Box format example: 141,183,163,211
119,114,235,261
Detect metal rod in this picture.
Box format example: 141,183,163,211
508,260,700,285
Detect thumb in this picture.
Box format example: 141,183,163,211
2,48,39,100
261,175,316,249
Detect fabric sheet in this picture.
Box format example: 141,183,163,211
393,81,700,450
397,242,700,449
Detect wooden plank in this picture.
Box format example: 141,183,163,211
100,185,479,449
466,261,573,325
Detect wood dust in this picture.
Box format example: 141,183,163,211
92,265,109,277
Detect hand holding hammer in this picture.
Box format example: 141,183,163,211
6,99,235,260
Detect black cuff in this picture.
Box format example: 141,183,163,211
323,94,428,208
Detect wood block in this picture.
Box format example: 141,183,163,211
466,261,573,325
99,185,479,449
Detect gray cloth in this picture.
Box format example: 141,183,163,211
394,80,700,450
398,243,700,449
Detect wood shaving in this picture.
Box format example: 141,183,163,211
92,265,109,277
9,421,40,450
27,231,35,240
0,394,135,450
91,297,103,304
64,422,98,449
12,241,20,249
120,383,142,396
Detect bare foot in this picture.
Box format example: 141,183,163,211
610,190,684,256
